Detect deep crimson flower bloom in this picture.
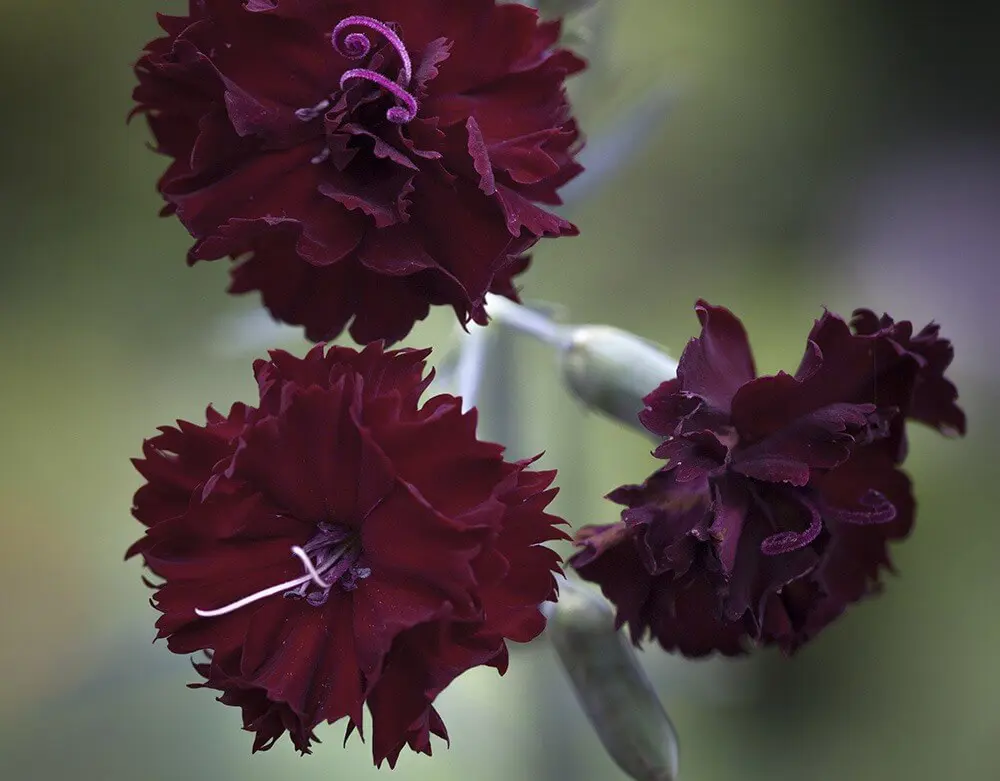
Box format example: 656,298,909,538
132,0,584,344
127,343,566,765
571,302,965,656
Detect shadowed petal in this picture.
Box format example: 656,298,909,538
675,301,757,412
573,301,964,656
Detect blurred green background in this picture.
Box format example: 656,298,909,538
2,1,997,779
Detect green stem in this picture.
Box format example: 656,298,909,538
485,295,678,432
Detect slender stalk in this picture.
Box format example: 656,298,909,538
456,324,493,412
485,294,573,349
485,295,678,432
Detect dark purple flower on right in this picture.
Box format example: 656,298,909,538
571,301,966,656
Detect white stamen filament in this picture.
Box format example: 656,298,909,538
194,545,333,618
289,545,333,589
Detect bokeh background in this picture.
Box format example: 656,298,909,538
2,1,997,779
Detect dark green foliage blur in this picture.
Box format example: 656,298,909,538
1,2,996,780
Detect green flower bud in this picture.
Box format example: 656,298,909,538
560,326,677,432
545,579,680,781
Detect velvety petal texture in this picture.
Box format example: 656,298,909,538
571,301,965,656
128,343,566,765
132,0,585,343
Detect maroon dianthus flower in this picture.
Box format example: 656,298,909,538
127,343,566,765
132,0,584,343
571,301,965,656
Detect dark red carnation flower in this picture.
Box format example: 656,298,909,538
132,0,584,344
127,343,566,765
571,301,965,656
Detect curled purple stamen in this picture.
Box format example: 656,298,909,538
332,15,413,86
340,68,418,123
340,31,370,58
761,495,824,555
822,490,897,525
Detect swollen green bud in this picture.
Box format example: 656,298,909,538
545,580,680,781
482,295,677,432
560,326,678,432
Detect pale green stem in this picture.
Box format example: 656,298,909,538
484,294,678,432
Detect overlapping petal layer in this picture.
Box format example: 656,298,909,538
133,0,584,343
572,301,965,655
128,343,566,764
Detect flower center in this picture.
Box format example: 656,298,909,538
284,522,369,605
294,15,418,126
193,522,369,618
